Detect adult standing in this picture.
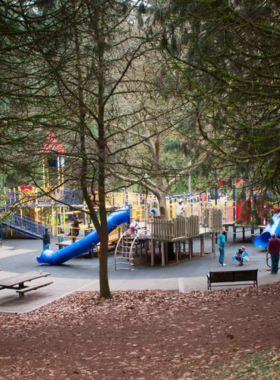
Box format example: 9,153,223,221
42,228,50,251
218,230,227,267
268,233,280,274
73,214,83,242
176,199,185,217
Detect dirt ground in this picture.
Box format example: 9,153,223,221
1,281,280,380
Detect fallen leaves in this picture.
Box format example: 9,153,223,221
0,283,280,379
226,333,235,340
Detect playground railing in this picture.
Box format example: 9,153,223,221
4,191,21,206
152,215,200,241
4,214,46,236
17,214,43,225
207,209,223,230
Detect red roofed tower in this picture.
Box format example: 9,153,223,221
39,132,66,188
39,131,66,154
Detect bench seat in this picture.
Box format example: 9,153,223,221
207,269,258,290
16,281,53,297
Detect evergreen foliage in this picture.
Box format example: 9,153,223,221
159,0,280,193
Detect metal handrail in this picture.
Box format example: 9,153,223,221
15,214,43,225
3,214,46,236
5,188,84,207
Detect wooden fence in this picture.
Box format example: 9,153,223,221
152,215,200,241
152,209,222,242
208,209,223,231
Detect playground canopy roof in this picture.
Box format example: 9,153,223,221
39,132,66,154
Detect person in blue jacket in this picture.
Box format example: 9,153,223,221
59,228,65,250
232,246,249,266
218,230,227,267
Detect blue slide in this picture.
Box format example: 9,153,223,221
37,207,130,265
254,212,280,249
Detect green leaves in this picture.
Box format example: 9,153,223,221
159,0,280,192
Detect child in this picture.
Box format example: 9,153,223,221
42,228,50,251
59,228,65,250
129,219,141,234
232,246,249,266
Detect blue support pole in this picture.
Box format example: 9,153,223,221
251,191,255,241
233,178,236,241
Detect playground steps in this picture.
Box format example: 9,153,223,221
1,214,45,239
114,232,137,271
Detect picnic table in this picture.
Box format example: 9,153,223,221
56,241,72,248
0,271,52,298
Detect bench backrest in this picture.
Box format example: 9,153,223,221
209,269,258,283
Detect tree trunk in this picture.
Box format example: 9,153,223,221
74,19,112,299
158,193,168,220
99,233,111,298
96,25,112,299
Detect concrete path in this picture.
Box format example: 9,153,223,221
0,229,278,313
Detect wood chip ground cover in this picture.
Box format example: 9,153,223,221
1,282,280,379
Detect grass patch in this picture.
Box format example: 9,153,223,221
207,350,280,379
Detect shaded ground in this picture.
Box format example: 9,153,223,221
1,282,280,379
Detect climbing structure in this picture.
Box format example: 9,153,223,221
114,230,138,271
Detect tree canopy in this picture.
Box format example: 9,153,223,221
158,0,280,192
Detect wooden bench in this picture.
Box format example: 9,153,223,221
207,269,258,290
16,281,53,297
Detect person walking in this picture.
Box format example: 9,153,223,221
268,233,280,274
218,230,227,267
42,228,50,251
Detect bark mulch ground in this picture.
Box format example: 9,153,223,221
1,281,280,379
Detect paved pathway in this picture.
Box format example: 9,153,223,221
0,230,278,313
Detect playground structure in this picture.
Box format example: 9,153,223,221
114,209,223,270
1,133,277,269
254,211,280,249
0,179,246,253
37,207,131,265
1,183,227,269
1,171,277,242
1,188,234,235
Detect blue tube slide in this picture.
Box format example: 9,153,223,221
37,207,130,265
254,212,280,249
